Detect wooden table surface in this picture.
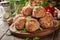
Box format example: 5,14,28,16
0,17,60,40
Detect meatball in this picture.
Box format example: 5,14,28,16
30,0,41,6
32,8,46,18
7,18,13,25
53,20,59,28
14,17,26,30
13,14,24,22
45,12,54,21
21,7,33,16
25,17,40,32
39,13,54,28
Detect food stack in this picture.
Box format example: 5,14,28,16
7,0,59,32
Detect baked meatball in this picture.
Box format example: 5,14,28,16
53,20,59,28
45,12,54,21
21,7,33,16
7,18,13,25
14,17,26,30
32,8,46,18
39,13,54,28
13,14,24,22
25,17,40,32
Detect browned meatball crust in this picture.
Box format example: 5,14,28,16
14,17,26,30
7,18,13,25
21,7,33,16
13,14,24,22
32,8,46,18
53,20,59,28
25,17,40,32
39,13,54,28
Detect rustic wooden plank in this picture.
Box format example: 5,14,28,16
1,35,24,40
0,18,9,39
1,36,24,40
1,31,24,40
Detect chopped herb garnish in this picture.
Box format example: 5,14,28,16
33,37,40,40
24,38,29,40
9,0,29,18
6,31,11,36
58,20,60,23
35,6,41,10
3,19,7,22
18,28,27,33
39,27,43,31
26,17,29,23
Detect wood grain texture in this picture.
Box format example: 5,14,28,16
1,31,24,40
0,18,9,39
1,35,24,40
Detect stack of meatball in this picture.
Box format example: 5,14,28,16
7,0,59,32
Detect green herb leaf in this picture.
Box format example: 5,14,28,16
58,20,60,23
16,0,29,12
24,38,29,40
9,0,29,18
6,31,11,36
41,0,53,7
12,12,17,17
39,27,43,31
26,17,29,23
35,6,40,10
19,28,27,33
3,19,7,22
33,37,40,40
